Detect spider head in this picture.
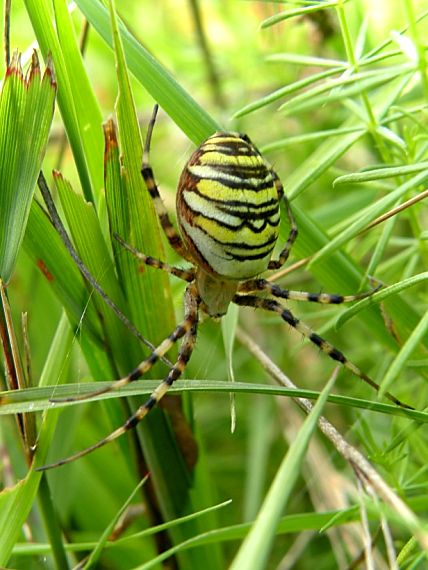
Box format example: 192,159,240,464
196,268,239,318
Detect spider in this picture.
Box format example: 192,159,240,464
38,105,409,471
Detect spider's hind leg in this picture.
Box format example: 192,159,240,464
39,282,200,470
233,293,412,409
51,282,199,405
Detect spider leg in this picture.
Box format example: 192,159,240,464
51,283,199,404
268,178,298,271
114,233,195,282
238,278,382,303
141,105,192,261
37,283,200,470
233,293,412,409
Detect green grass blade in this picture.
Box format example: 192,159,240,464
51,0,104,201
265,53,346,68
276,73,426,357
105,3,223,566
83,475,149,569
336,273,428,330
259,1,343,29
75,0,219,143
279,66,414,117
234,67,343,118
310,169,428,266
285,129,365,200
12,500,428,559
380,310,428,397
23,201,103,347
2,380,426,423
24,0,103,204
221,304,239,433
0,53,55,284
0,473,42,565
261,126,365,152
229,373,337,570
55,172,137,375
280,73,410,200
0,314,73,566
334,161,428,185
108,3,175,344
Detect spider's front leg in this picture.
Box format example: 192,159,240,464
37,283,200,470
141,104,193,262
114,233,195,283
238,278,382,304
233,290,412,410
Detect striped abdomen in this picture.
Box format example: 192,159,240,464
177,132,281,280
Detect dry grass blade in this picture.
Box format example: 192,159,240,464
360,189,428,233
236,327,428,554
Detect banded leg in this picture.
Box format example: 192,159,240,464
51,282,200,404
142,105,192,262
233,293,412,409
115,234,196,282
238,278,382,304
38,283,200,470
268,178,298,271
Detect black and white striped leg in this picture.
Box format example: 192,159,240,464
51,283,199,405
238,278,382,304
268,182,298,270
141,105,192,261
114,234,196,282
38,283,200,470
233,293,412,409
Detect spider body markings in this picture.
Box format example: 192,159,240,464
38,106,410,471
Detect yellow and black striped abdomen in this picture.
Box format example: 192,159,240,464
177,132,281,280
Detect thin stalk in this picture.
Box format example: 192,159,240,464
3,0,11,66
403,0,428,98
37,475,70,569
235,327,428,552
188,0,226,108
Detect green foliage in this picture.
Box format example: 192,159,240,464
0,52,55,284
0,1,427,569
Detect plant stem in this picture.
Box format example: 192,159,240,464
37,475,70,569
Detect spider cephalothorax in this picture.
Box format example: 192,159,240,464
39,106,409,471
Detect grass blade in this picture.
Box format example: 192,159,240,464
83,475,149,569
24,0,102,203
380,310,428,397
229,373,337,569
0,52,55,283
310,169,428,266
259,1,342,29
0,314,73,566
75,0,219,143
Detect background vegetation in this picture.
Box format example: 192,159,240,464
0,0,427,568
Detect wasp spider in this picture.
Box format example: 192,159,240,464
39,106,410,470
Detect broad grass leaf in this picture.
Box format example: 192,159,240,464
0,53,55,284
